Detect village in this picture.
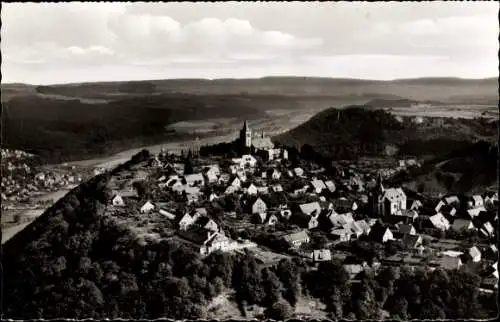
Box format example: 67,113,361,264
100,121,497,294
1,148,100,229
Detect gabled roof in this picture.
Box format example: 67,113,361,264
282,230,309,244
472,195,484,203
469,246,481,258
324,180,336,192
252,137,274,150
369,224,391,241
396,223,415,234
444,195,460,205
185,173,204,183
451,219,473,231
310,179,326,191
382,188,406,202
299,202,322,216
401,234,422,248
429,212,449,228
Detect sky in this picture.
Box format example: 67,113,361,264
2,1,499,84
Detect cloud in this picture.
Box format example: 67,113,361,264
1,2,498,84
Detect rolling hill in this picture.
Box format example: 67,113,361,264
2,76,497,102
274,106,498,160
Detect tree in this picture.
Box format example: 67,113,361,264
264,299,294,320
184,151,194,175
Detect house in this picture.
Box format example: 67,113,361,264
196,217,219,232
293,167,305,177
111,194,125,207
468,246,482,263
369,224,394,243
179,227,231,256
429,213,450,231
330,228,352,242
343,221,364,239
271,169,281,181
178,212,198,230
396,223,416,235
240,154,257,168
336,197,358,211
312,249,332,262
282,230,310,248
246,183,259,195
437,256,462,270
299,202,322,217
218,173,231,184
471,195,484,208
252,198,267,214
451,219,475,231
229,164,239,174
408,199,423,210
291,213,319,229
394,209,419,222
467,206,487,219
205,167,220,183
440,204,457,218
140,201,155,214
257,186,269,195
209,193,219,201
444,195,460,206
492,262,498,279
271,184,284,193
401,234,423,249
230,177,242,188
185,187,201,204
158,208,176,220
328,212,355,228
253,212,278,225
435,200,446,213
310,179,326,194
480,221,494,237
324,180,336,193
355,220,372,235
236,170,247,182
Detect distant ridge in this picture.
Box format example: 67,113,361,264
2,76,497,87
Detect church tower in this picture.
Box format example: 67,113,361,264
371,171,385,216
240,120,252,148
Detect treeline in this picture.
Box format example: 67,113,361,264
2,94,263,163
274,106,498,160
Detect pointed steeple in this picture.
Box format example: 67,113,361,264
376,171,385,193
243,120,249,131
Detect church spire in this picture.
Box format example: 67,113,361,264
376,171,385,193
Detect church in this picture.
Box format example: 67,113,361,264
239,120,287,160
239,120,274,151
370,173,407,216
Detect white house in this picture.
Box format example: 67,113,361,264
111,194,125,207
159,209,176,220
230,177,242,188
429,213,450,231
468,246,482,263
293,167,305,177
271,169,281,181
374,187,407,216
310,179,326,194
185,173,205,187
325,180,336,193
282,230,310,248
299,202,322,217
252,198,267,214
209,193,219,201
271,184,284,193
471,195,484,208
246,183,259,195
140,201,155,214
240,154,257,168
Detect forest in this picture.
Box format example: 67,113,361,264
2,149,497,320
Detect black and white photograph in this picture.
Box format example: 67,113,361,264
1,1,498,320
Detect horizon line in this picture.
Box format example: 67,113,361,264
2,75,498,87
